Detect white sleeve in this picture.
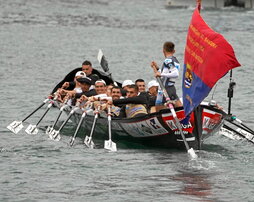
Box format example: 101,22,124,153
161,67,179,78
94,94,108,98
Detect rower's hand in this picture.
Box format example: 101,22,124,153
62,82,70,89
66,91,75,98
80,95,88,102
151,61,159,70
100,97,112,102
88,96,96,102
58,88,67,96
107,100,113,105
154,71,161,77
105,102,112,112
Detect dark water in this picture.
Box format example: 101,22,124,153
1,0,254,201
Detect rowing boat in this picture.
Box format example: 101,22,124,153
54,97,225,150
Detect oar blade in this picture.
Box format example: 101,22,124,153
97,49,109,72
84,136,95,149
25,124,38,135
48,129,55,139
104,140,117,152
188,148,198,159
54,133,61,141
69,137,75,147
7,121,24,134
50,130,61,141
45,126,53,135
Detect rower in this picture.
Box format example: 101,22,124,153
79,79,108,109
60,77,93,105
135,79,146,93
110,84,148,118
61,71,86,90
121,80,135,97
147,80,167,113
56,71,87,102
98,86,123,117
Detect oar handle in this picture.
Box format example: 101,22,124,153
52,110,63,129
227,117,254,135
71,111,86,142
88,106,100,138
35,102,53,126
58,107,78,132
107,106,112,120
107,106,112,140
232,117,254,134
22,98,49,122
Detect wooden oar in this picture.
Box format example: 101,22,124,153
25,99,56,135
225,119,254,136
229,116,254,135
49,103,80,141
7,98,50,134
104,106,117,152
152,67,197,158
69,110,87,147
222,115,254,143
84,106,100,149
223,124,254,144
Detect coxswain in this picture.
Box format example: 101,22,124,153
151,41,182,108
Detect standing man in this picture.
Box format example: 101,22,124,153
150,41,182,107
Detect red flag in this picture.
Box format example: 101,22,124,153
182,6,241,116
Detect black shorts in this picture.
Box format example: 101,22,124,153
165,85,179,101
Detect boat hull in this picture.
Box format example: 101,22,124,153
58,102,225,150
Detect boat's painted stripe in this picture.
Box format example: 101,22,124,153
176,137,195,142
120,117,169,137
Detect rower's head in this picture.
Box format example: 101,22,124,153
106,84,114,97
148,80,159,96
95,79,107,95
122,80,135,91
76,77,92,92
135,79,146,92
82,60,93,76
74,71,86,81
126,84,138,98
163,41,175,56
111,86,122,100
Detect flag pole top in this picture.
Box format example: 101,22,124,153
196,0,202,11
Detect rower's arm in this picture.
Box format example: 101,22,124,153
113,95,148,106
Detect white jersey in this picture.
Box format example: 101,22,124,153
160,56,180,86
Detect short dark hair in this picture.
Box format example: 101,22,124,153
128,84,139,92
82,60,92,66
111,86,122,95
163,41,175,52
111,86,121,91
135,79,145,83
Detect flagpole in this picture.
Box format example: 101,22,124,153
192,0,203,150
197,0,202,11
227,70,236,115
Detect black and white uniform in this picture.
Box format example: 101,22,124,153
160,56,180,100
